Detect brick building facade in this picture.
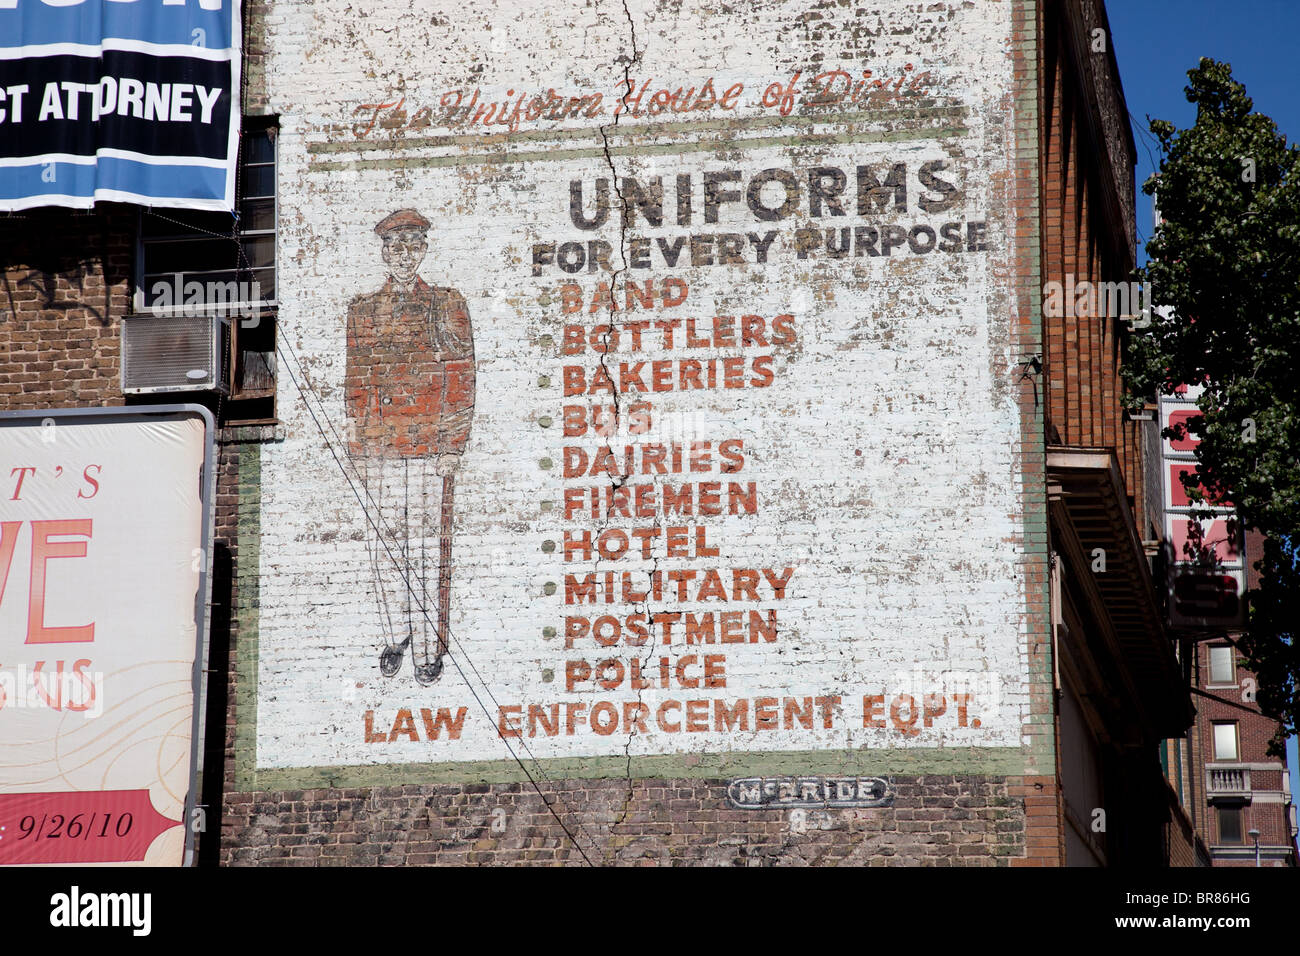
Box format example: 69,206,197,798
1,0,1218,867
1175,531,1298,867
1188,643,1297,866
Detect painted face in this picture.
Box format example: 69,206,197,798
381,228,428,286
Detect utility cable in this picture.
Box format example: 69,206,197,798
275,341,601,865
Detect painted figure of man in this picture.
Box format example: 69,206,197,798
345,208,475,685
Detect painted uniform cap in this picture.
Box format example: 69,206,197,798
374,208,430,236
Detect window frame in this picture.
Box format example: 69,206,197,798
234,123,278,309
133,119,279,318
1211,721,1239,762
1207,644,1237,687
1217,806,1243,845
131,118,280,421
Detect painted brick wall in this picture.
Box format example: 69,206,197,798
209,0,1054,866
0,0,1058,868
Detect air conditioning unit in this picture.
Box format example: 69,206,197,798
121,313,230,394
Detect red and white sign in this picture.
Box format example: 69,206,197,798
0,408,213,866
1158,395,1244,630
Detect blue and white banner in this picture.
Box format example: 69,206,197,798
0,0,241,211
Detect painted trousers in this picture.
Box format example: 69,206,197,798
356,455,451,671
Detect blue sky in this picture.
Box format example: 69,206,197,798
1107,0,1300,827
1108,1,1300,261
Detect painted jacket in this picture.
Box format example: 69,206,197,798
344,277,475,458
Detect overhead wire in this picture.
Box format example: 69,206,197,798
273,334,603,866
144,43,609,858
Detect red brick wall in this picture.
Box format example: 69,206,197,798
1039,2,1144,521
1165,781,1207,867
1034,0,1180,867
1,207,133,408
1010,776,1066,866
217,776,1027,866
1191,641,1296,861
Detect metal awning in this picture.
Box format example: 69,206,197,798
1048,446,1194,738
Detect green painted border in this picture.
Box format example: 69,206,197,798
243,747,1027,791
310,105,969,155
1011,0,1054,777
234,440,263,791
310,122,969,173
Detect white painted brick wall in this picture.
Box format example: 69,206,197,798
253,0,1030,771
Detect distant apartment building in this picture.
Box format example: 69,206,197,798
1185,529,1298,866
1148,388,1298,866
1191,640,1297,866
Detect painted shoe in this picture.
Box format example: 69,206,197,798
413,658,443,686
380,637,410,677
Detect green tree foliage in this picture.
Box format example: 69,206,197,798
1127,59,1300,748
1241,539,1300,747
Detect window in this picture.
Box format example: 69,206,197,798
1212,722,1239,761
134,118,278,420
1208,645,1236,685
137,122,277,312
1217,807,1243,844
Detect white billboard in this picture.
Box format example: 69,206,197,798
1158,393,1246,630
0,407,214,866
